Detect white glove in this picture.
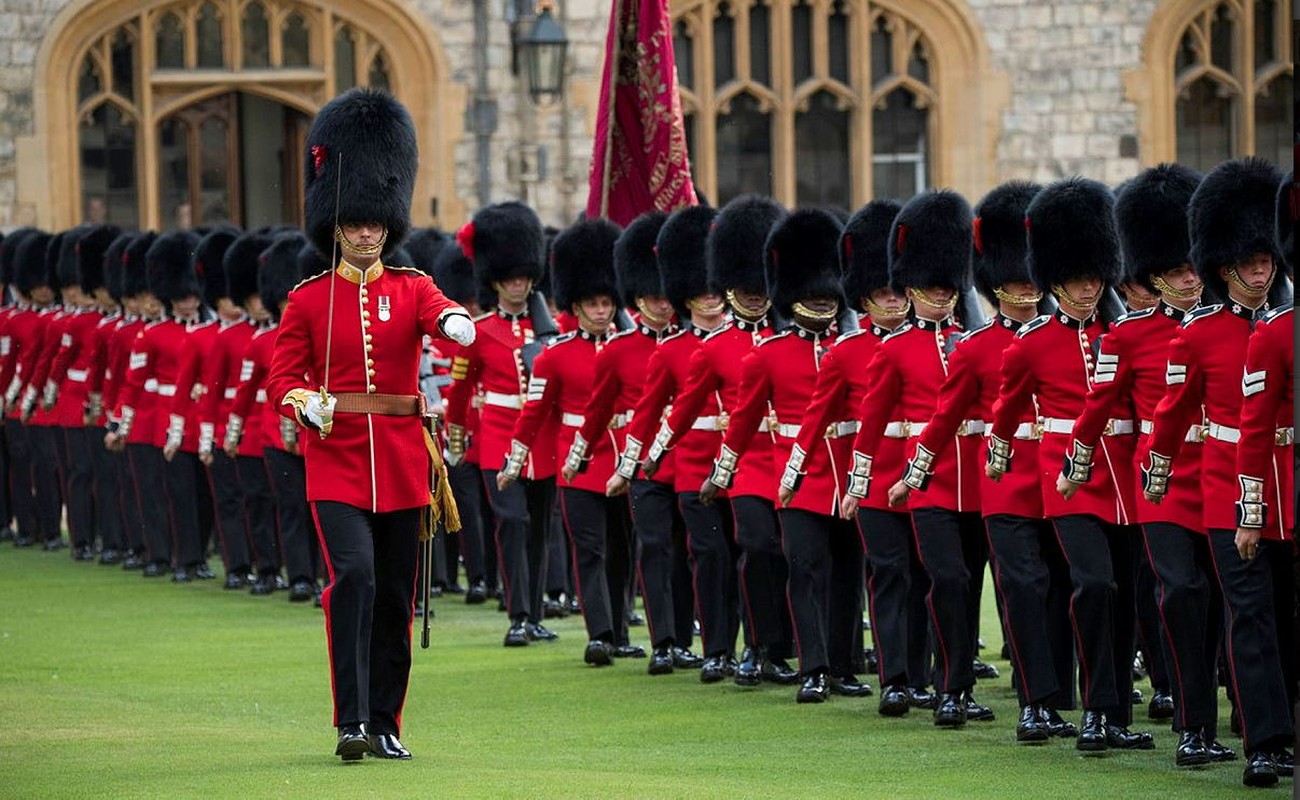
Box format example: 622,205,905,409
442,313,476,346
302,392,337,433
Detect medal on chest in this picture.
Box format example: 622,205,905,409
377,296,391,322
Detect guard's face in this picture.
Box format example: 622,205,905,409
799,296,839,315
865,287,908,315
575,295,616,331
495,277,532,306
172,294,201,318
687,292,725,316
730,289,769,315
1223,253,1275,291
914,286,956,306
1059,276,1102,306
638,294,673,322
341,222,385,249
30,286,54,305
215,297,240,318
246,295,270,323
1158,263,1202,295
1119,281,1159,310
138,292,162,318
93,287,116,309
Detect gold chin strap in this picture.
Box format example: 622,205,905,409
1051,283,1099,311
791,301,839,321
1226,265,1275,299
726,289,771,319
335,226,387,259
1150,274,1203,300
687,297,726,315
635,298,669,326
862,296,911,318
906,287,958,312
993,286,1043,306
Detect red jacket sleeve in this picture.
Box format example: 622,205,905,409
197,330,232,427
1071,328,1135,450
443,337,481,430
850,346,902,458
229,342,265,423
989,337,1037,444
719,348,771,460
267,294,315,419
23,317,58,396
115,329,153,415
510,344,560,451
87,321,109,395
626,346,675,447
662,347,720,449
1145,331,1203,464
793,344,847,458
1234,321,1286,485
417,275,469,343
46,318,79,389
576,343,623,445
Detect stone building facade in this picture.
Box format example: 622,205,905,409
0,0,1290,232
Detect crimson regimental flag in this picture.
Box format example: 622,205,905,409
586,0,699,226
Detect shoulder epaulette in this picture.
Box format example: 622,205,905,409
757,330,793,347
548,331,578,347
607,328,636,343
1181,304,1222,327
385,264,426,276
964,319,996,338
472,311,492,322
1260,303,1293,323
660,329,691,344
1015,315,1051,338
290,269,331,293
1112,307,1156,326
881,322,914,343
835,329,870,343
702,322,735,342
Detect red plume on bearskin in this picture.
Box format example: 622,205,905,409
455,221,475,261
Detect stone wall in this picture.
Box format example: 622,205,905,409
0,0,67,227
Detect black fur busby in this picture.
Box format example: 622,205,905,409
56,225,92,292
708,195,786,295
550,218,622,310
194,226,240,305
1025,177,1121,291
767,209,845,315
303,88,417,261
1188,157,1283,298
657,205,718,318
459,201,546,294
841,200,901,303
122,232,157,298
296,241,329,280
224,232,274,307
972,181,1041,304
0,227,39,289
45,232,67,293
102,231,133,301
430,236,477,306
1276,170,1294,274
14,230,52,295
888,190,974,293
615,211,668,307
145,231,202,304
75,224,122,295
1114,164,1201,291
259,232,306,320
404,227,450,277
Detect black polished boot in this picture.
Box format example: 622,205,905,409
1016,704,1049,743
647,645,674,676
796,672,830,704
1174,730,1210,767
335,724,368,762
933,693,967,727
1076,711,1108,752
734,647,763,687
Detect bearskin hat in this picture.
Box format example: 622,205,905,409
145,231,201,304
657,205,719,318
259,232,306,320
102,231,133,301
1114,164,1201,291
75,224,122,295
403,227,450,277
888,190,974,293
296,240,329,280
56,225,92,292
0,227,39,289
1025,177,1121,291
303,88,417,261
971,181,1041,303
45,232,68,293
550,218,622,310
615,211,668,307
1276,170,1294,274
14,230,52,295
224,232,274,307
458,201,546,295
841,200,901,303
122,232,157,298
1187,157,1283,298
708,195,786,295
767,209,845,314
430,235,477,306
194,226,240,305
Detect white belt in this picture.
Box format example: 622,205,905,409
560,412,584,427
609,411,632,430
1139,419,1207,443
144,378,159,393
825,420,859,438
1202,422,1287,445
255,389,267,403
774,422,801,438
692,415,726,432
65,368,89,383
1012,421,1039,440
483,390,524,410
883,421,924,438
957,420,985,436
1277,427,1295,446
156,383,177,398
223,387,237,400
1041,417,1133,436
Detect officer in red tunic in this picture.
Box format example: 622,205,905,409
704,208,865,703
883,182,1078,739
568,211,691,674
838,191,992,727
987,177,1152,752
1142,158,1293,787
0,229,43,545
609,206,721,673
446,202,561,647
265,89,474,761
1056,165,1233,764
644,196,795,685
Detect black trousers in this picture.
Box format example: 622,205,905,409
164,452,206,568
115,446,144,554
678,491,740,658
265,448,315,584
858,507,931,689
312,500,419,735
63,428,96,548
483,472,553,623
560,487,632,643
208,451,251,573
733,496,793,652
630,480,683,648
128,443,170,565
1141,522,1222,735
0,423,9,531
985,514,1075,708
31,426,62,541
779,508,864,676
910,507,983,694
89,428,124,551
670,508,696,649
1208,529,1293,753
6,419,34,540
1052,515,1137,725
547,499,570,598
1134,543,1170,694
237,455,279,573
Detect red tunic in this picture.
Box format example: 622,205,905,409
0,304,36,409
723,326,840,516
663,318,775,501
167,319,219,454
229,324,287,453
1070,302,1203,532
626,327,718,493
45,308,104,427
267,263,467,513
1234,305,1293,538
116,317,192,447
82,310,119,426
444,310,555,480
23,307,69,427
511,330,614,494
852,316,980,513
913,316,1043,519
990,311,1136,524
196,317,258,456
103,316,144,426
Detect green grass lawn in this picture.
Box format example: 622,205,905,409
0,546,1269,798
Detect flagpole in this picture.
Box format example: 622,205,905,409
597,0,624,219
